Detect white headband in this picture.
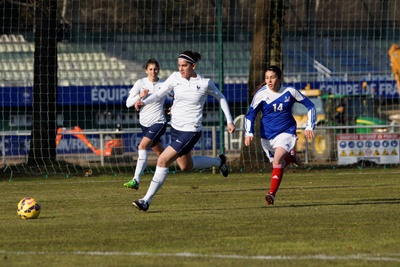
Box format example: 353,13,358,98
179,54,197,64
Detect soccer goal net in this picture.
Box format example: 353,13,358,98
1,0,399,175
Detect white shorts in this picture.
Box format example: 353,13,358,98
261,133,298,162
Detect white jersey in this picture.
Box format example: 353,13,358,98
142,71,233,132
126,77,166,127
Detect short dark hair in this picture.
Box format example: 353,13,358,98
145,58,160,70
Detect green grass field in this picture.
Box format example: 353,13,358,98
1,167,400,267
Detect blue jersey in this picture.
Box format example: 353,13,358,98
245,85,316,140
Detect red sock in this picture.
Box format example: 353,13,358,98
268,164,284,196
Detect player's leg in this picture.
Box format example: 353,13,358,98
133,127,199,211
125,123,166,190
176,152,194,171
262,134,296,204
266,146,287,204
284,135,300,167
284,149,300,167
191,154,229,177
149,123,167,157
133,146,179,211
124,136,152,190
152,142,165,156
170,128,202,171
171,129,228,176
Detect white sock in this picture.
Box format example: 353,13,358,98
142,166,169,204
192,156,220,169
133,150,148,183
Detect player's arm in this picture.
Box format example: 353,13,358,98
139,76,174,108
126,81,143,108
244,93,263,146
293,88,316,139
207,81,236,133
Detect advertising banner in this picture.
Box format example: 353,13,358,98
0,81,397,107
0,129,219,156
337,133,400,165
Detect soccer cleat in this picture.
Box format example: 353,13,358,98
132,199,149,211
218,154,229,177
124,179,139,190
265,194,275,205
290,149,301,167
285,149,301,167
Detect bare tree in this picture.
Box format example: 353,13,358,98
27,0,58,167
239,0,285,171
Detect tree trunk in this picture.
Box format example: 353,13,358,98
27,0,58,166
268,0,284,69
239,0,284,171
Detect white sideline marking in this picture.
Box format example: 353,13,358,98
1,251,400,262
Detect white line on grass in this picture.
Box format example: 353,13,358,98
1,251,400,262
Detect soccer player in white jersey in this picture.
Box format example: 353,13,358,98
131,51,236,211
124,58,168,190
244,65,316,205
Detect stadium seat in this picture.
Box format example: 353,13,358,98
5,44,14,52
58,71,68,80
95,62,103,70
84,53,94,61
9,62,18,71
25,62,33,71
11,71,20,80
28,43,34,52
98,53,107,61
13,43,22,52
19,71,28,80
59,79,70,86
81,71,90,80
16,34,26,42
17,62,26,71
110,61,118,70
8,34,18,42
1,62,10,71
84,62,93,70
0,34,10,42
80,62,88,70
69,79,83,86
58,61,67,70
71,61,80,70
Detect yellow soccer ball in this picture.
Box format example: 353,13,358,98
17,197,41,220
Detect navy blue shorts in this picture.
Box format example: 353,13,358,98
141,123,167,147
169,127,202,156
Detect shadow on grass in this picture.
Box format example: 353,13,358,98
127,197,400,213
283,198,400,208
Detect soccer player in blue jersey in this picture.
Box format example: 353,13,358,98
244,65,316,205
131,51,236,211
124,58,167,190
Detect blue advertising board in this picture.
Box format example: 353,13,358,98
0,129,220,156
288,81,399,97
1,81,397,107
